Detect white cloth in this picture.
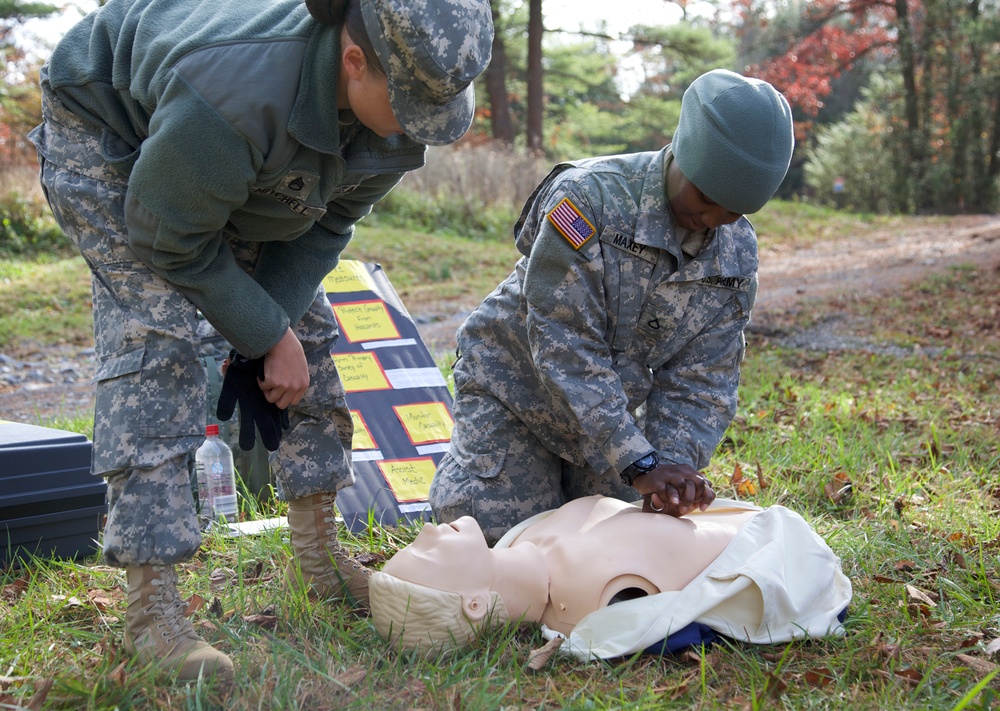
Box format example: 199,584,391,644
499,499,852,661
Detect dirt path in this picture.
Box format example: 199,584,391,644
754,215,1000,314
2,215,998,425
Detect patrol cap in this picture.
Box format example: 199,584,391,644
362,0,494,146
672,69,794,215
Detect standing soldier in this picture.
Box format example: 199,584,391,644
30,0,493,684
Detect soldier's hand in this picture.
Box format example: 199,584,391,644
636,463,714,517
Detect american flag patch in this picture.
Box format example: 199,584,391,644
547,197,596,249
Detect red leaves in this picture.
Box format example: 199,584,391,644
748,0,895,116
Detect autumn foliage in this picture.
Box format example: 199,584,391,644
744,0,899,117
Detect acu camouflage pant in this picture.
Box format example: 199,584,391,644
29,80,355,567
428,362,637,546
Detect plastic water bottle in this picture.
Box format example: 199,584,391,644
194,424,239,525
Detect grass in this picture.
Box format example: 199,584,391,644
2,208,999,708
0,256,93,353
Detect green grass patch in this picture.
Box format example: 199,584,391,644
0,256,93,352
342,221,522,307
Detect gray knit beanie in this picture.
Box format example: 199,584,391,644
672,69,794,215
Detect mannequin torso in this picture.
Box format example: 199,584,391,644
499,496,758,633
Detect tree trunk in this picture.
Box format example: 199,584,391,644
945,0,968,212
964,0,993,212
987,75,1000,191
526,0,544,153
485,0,514,144
893,0,922,210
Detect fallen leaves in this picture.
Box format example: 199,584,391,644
329,665,367,688
955,654,999,674
904,584,938,607
525,636,564,671
729,461,766,497
803,667,836,687
824,471,853,504
872,667,923,686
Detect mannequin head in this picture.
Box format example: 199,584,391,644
369,573,508,652
369,516,511,652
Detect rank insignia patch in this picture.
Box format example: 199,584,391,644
547,197,596,249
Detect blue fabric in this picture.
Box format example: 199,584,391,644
643,622,718,656
644,606,849,656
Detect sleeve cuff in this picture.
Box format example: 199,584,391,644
581,418,654,475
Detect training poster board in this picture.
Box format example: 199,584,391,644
324,261,453,532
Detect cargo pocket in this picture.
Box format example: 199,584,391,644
92,346,145,476
450,444,506,482
447,389,511,483
135,340,207,441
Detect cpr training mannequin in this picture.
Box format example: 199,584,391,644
369,496,852,660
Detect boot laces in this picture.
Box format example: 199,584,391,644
146,568,198,645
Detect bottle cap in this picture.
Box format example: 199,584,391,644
206,424,220,436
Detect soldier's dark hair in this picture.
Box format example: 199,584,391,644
304,0,385,75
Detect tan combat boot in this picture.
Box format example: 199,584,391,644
124,564,234,684
284,492,372,606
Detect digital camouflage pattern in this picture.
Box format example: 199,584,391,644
363,0,493,146
30,84,354,566
429,148,759,541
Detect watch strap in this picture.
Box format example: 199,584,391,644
620,451,658,487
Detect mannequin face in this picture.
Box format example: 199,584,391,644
382,517,496,598
666,160,743,231
339,37,404,138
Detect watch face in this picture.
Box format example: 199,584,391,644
636,453,658,471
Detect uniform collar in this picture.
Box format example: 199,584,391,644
635,146,718,268
651,146,730,281
289,22,343,154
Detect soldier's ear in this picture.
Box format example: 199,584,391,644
342,41,367,80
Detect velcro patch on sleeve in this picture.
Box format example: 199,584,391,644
547,197,596,249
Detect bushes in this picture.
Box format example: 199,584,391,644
371,188,518,242
0,165,71,257
369,144,551,240
0,191,70,257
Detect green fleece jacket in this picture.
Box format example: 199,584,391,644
46,0,425,357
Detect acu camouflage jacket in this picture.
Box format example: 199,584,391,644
456,146,758,477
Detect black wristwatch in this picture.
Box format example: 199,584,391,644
620,452,659,487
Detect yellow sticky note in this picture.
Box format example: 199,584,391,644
393,402,454,445
377,457,437,502
350,410,377,450
333,300,401,343
331,352,391,393
322,260,377,293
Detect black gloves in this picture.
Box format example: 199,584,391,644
216,349,290,452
